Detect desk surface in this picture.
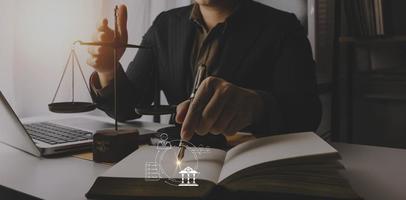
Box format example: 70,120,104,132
334,143,406,200
0,115,405,200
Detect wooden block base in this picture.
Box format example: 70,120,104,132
93,128,139,163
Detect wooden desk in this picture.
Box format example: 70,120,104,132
0,115,405,199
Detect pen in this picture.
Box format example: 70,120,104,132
177,64,207,164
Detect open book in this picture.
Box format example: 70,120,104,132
86,132,361,200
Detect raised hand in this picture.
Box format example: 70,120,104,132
87,5,128,88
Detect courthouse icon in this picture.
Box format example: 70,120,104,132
178,166,199,186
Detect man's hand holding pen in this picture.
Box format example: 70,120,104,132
176,76,265,141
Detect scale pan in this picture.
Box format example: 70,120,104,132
134,105,176,115
48,102,96,113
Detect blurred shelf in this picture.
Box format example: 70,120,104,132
364,94,406,102
339,35,406,44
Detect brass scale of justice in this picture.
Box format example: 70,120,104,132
49,6,176,135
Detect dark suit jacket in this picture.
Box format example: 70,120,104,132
91,0,321,136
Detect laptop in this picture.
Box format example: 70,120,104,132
0,91,124,156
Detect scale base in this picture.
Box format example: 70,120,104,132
48,102,96,113
93,128,139,163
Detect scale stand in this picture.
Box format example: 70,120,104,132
87,6,142,162
82,6,139,133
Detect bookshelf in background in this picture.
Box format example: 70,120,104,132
333,0,406,149
342,0,406,37
343,0,392,37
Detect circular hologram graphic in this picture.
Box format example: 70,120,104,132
154,139,199,186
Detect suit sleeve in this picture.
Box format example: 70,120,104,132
251,14,321,136
89,23,158,122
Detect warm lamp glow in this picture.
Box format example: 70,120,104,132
16,1,100,56
176,160,181,166
10,0,102,116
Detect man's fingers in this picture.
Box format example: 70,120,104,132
87,46,98,56
98,31,114,42
97,18,109,32
87,56,102,67
98,18,109,31
223,115,242,136
181,98,204,140
95,18,114,42
195,89,227,135
92,29,114,41
211,107,236,135
87,46,112,57
87,56,112,71
87,56,103,70
181,77,217,140
117,4,128,43
176,100,190,124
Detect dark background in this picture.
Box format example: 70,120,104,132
331,0,406,149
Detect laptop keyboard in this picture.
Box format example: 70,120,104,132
24,122,92,145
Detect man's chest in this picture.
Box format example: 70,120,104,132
154,24,282,102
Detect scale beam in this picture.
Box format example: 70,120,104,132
74,40,149,49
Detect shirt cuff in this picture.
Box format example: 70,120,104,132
89,66,127,98
90,72,101,95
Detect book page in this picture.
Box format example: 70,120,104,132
218,132,338,183
102,145,226,183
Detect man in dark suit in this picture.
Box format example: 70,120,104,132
87,0,321,141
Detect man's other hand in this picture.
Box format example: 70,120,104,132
176,77,264,141
87,4,128,88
